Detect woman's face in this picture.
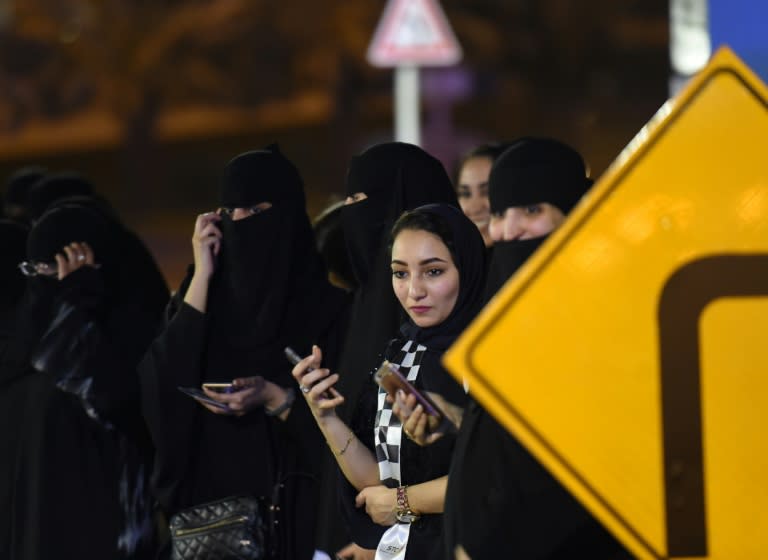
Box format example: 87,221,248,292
457,156,492,247
489,203,565,242
391,228,460,328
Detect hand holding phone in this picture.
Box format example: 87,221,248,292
285,346,343,404
374,361,457,437
178,386,230,411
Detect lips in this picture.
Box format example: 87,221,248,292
410,306,431,314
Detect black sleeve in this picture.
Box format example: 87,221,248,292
31,267,158,438
138,302,208,506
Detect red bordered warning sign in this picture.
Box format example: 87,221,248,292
367,0,462,67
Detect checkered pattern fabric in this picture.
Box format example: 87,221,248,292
374,340,427,487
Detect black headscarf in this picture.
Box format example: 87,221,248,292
25,173,95,221
486,137,592,297
205,145,343,380
397,204,487,352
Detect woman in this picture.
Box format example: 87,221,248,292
4,204,159,560
324,142,460,559
454,143,509,247
139,145,348,560
293,203,486,559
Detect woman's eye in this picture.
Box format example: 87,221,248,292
392,270,407,279
219,207,234,216
524,205,542,215
426,268,444,277
457,187,470,199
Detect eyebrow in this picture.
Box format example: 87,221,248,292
391,257,449,266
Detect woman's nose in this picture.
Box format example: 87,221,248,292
502,210,524,241
408,277,426,299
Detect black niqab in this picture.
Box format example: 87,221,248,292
206,145,341,379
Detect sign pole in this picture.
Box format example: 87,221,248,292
394,64,421,145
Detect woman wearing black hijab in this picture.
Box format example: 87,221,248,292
294,203,487,560
139,145,347,560
4,205,158,560
440,138,629,559
317,142,461,557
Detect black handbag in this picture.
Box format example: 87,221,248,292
169,495,268,560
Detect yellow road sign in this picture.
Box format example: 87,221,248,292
444,47,768,559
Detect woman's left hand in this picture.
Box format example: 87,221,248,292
56,242,96,280
355,485,397,526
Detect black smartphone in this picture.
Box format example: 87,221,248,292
373,360,456,433
178,386,230,411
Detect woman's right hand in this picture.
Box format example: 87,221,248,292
191,211,222,279
291,345,344,419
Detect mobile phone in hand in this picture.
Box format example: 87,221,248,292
284,346,337,399
202,382,241,394
178,386,230,411
373,360,456,433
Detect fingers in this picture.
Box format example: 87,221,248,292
193,211,221,234
354,489,367,508
57,242,96,280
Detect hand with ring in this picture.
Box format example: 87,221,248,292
290,345,345,419
392,390,464,446
56,241,96,280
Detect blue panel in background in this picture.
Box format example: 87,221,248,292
709,0,768,82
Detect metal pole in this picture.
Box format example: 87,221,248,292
394,65,421,145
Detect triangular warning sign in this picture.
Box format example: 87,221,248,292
367,0,462,67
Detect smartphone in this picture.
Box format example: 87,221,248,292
284,346,337,399
178,386,230,411
202,382,239,394
284,347,305,368
373,360,456,433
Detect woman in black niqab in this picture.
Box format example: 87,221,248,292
139,145,348,560
4,204,159,560
443,138,629,559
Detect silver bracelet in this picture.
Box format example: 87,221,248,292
265,387,296,417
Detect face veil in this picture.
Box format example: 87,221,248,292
204,146,340,378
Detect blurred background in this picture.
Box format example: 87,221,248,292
0,0,671,287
